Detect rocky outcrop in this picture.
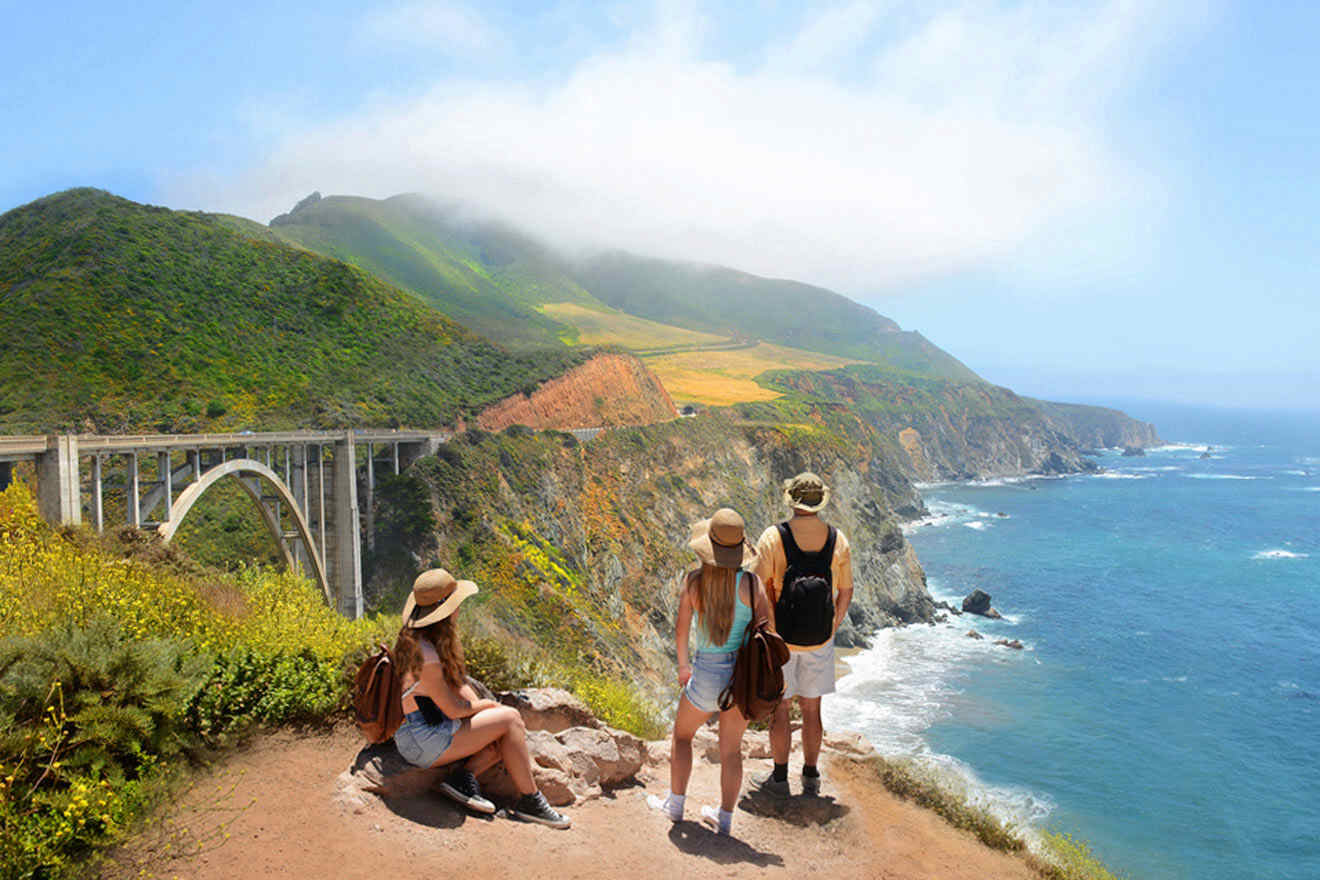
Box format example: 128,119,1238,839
497,688,599,732
961,589,1002,619
767,369,1158,483
477,352,677,431
335,687,647,811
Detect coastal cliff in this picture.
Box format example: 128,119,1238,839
766,366,1159,483
476,352,677,431
372,410,933,693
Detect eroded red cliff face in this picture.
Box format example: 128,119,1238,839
476,353,677,431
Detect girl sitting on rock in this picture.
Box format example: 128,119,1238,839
393,568,570,829
648,508,771,835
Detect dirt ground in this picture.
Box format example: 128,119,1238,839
104,725,1038,880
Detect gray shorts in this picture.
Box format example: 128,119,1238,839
782,639,835,699
683,650,737,714
394,710,461,768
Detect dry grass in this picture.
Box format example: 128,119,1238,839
539,302,726,349
644,343,865,406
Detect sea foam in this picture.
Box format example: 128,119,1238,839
1252,549,1309,560
825,619,1052,830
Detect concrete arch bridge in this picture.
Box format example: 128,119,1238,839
0,430,455,617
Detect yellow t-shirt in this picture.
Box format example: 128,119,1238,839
752,521,853,652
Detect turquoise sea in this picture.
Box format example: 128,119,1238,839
824,403,1320,879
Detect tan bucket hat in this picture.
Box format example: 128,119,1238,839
783,472,830,513
401,568,479,628
688,508,757,569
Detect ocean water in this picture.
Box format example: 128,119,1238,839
824,403,1320,879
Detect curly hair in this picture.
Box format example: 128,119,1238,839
393,616,467,689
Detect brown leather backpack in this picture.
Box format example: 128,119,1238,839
718,596,791,721
352,644,404,743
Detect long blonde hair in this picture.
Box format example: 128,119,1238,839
689,564,740,645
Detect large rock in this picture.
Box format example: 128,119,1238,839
497,688,600,732
962,589,1003,619
338,687,647,813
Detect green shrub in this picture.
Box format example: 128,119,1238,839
1033,831,1128,880
0,618,202,879
868,755,1023,852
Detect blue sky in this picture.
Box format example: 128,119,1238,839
4,1,1317,410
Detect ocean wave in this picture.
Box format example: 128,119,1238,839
1184,473,1261,480
963,520,989,530
1151,442,1222,452
1091,472,1150,480
902,500,1000,534
1281,469,1309,477
1252,549,1309,560
825,624,1052,829
1125,466,1183,472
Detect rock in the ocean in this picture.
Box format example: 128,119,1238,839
1122,446,1146,457
966,630,984,640
994,639,1024,650
961,589,1003,619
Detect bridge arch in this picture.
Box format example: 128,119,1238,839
156,458,331,604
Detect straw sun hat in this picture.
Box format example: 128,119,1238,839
783,472,831,513
688,507,758,569
401,568,479,628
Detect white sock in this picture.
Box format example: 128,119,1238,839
700,804,733,834
646,791,685,821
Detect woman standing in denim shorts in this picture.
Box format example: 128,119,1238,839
648,508,771,835
392,568,571,829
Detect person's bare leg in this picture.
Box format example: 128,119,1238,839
799,696,823,767
717,707,749,812
670,695,712,797
769,699,792,764
432,706,537,794
465,742,501,777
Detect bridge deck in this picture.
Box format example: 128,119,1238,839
0,429,451,462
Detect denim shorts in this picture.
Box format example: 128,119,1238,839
683,650,738,714
393,709,461,768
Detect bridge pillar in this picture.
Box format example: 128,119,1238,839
333,431,363,618
37,435,80,526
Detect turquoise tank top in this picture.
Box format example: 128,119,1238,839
691,572,755,654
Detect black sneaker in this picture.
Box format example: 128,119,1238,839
439,768,496,814
511,791,572,829
754,771,790,798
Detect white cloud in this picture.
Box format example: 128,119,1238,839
182,0,1193,295
361,1,502,53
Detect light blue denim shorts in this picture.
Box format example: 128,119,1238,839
683,650,738,714
394,710,461,768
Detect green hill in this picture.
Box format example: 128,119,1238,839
0,189,582,433
269,193,597,349
265,193,980,382
574,252,982,382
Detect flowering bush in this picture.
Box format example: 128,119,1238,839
0,484,390,878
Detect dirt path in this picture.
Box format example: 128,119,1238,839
105,726,1037,880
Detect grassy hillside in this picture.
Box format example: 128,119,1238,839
0,189,582,433
270,193,596,349
263,193,981,383
574,252,983,382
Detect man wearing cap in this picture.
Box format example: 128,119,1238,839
753,472,853,796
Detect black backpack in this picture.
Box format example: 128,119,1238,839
772,523,837,646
